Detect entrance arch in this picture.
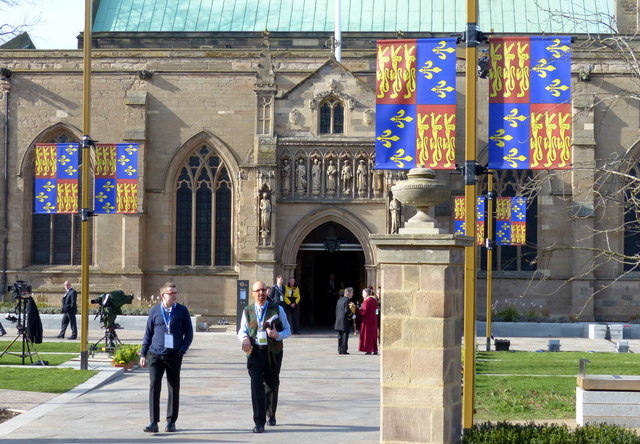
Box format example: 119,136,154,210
280,207,376,328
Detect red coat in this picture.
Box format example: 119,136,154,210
358,297,378,353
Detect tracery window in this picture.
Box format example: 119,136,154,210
31,132,91,265
175,145,232,266
624,163,640,271
319,98,344,134
479,170,538,272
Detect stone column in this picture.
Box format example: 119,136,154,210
370,233,470,444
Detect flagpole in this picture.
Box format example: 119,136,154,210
462,0,479,430
79,0,93,371
334,0,342,62
486,172,494,351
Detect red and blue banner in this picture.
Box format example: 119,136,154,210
34,143,79,214
94,143,139,214
495,197,527,245
488,37,571,169
376,38,457,169
454,196,486,245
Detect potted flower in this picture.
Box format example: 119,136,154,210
110,344,141,370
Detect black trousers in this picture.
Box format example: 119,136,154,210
247,347,283,426
337,330,349,354
59,312,77,337
147,352,183,423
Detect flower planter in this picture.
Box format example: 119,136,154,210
112,360,136,371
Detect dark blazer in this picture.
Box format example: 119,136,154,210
269,284,286,305
62,288,78,315
334,295,352,332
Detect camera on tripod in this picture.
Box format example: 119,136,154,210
7,281,32,300
91,290,134,329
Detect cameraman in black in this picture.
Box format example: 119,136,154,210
57,280,77,340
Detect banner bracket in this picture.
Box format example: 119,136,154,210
80,208,95,222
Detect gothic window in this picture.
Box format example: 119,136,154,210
479,170,538,272
624,163,640,271
31,132,91,265
257,96,272,135
175,145,232,266
320,98,344,134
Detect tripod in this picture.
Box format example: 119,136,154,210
0,296,42,365
90,325,122,356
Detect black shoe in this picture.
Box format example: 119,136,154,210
165,422,176,432
365,352,372,355
268,418,276,426
143,423,158,433
344,352,350,355
56,334,64,338
68,336,77,340
252,425,265,433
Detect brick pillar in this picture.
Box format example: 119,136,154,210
370,233,469,444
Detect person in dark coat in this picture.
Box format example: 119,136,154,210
57,280,77,339
334,287,354,355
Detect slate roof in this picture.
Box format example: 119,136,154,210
93,0,616,35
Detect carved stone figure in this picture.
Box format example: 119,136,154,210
296,158,307,194
259,192,272,239
341,160,352,194
289,109,301,126
356,159,368,196
281,159,291,194
311,158,321,195
363,109,374,126
390,198,401,234
372,162,384,197
326,159,337,195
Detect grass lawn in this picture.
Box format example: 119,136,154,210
475,351,640,421
0,340,80,366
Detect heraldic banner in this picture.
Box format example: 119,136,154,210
454,196,486,245
376,38,457,170
94,143,139,214
495,196,527,246
488,36,571,170
34,143,79,214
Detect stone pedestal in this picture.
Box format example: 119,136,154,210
371,234,470,444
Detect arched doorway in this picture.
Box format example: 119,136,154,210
296,222,366,328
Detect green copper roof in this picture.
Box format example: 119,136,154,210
93,0,615,34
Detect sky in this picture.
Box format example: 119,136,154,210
2,0,86,49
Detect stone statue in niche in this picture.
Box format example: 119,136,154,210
390,197,401,234
311,158,321,195
356,159,368,197
259,192,272,240
281,159,291,194
295,158,307,195
326,159,337,195
372,160,384,197
341,160,352,194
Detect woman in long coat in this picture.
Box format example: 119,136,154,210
358,287,378,354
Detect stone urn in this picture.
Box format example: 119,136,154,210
390,167,451,234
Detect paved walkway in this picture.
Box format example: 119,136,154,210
0,329,380,443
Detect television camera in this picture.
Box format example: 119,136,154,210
90,290,133,353
7,280,32,300
1,281,45,365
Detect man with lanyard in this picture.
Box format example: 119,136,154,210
269,275,286,307
239,280,291,433
141,282,193,433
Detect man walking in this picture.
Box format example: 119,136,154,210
334,287,354,354
239,280,291,433
57,280,77,339
141,282,193,433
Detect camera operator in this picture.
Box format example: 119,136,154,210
57,281,77,340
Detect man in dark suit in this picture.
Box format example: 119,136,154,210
334,287,354,355
57,280,77,339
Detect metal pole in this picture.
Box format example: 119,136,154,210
462,0,479,431
80,0,92,370
334,0,342,62
485,173,494,351
1,78,10,302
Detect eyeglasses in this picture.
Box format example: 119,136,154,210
164,291,178,296
252,288,268,293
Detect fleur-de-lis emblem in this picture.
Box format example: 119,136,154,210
43,181,55,192
35,192,49,202
504,108,527,127
455,221,467,235
102,181,116,191
124,144,137,156
117,155,130,166
58,155,71,166
390,149,413,168
377,129,400,148
390,109,414,128
42,202,56,213
546,78,569,97
419,60,442,79
532,58,556,78
64,144,78,156
432,40,455,60
490,129,513,148
431,80,454,99
547,38,570,59
124,165,137,176
95,192,108,202
102,203,116,213
64,165,77,176
503,148,527,168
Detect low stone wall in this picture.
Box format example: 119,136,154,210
3,314,199,332
477,321,640,338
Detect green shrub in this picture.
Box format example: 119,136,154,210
463,422,640,444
